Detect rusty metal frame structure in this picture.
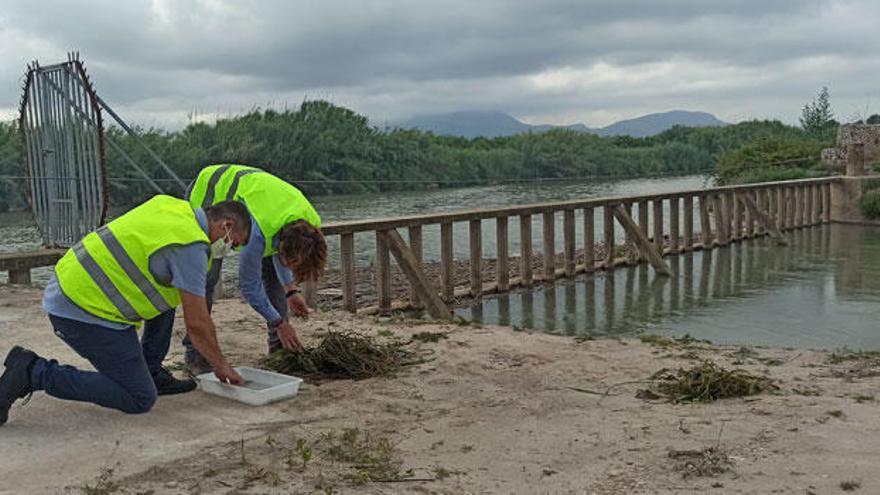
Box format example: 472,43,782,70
19,53,107,247
19,53,185,247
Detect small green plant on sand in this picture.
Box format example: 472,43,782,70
651,360,777,403
322,428,414,483
297,438,313,470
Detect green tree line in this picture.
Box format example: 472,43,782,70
0,99,837,211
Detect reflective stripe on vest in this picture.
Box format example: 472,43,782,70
225,168,261,202
201,164,232,207
55,195,209,325
72,239,141,322
95,226,174,315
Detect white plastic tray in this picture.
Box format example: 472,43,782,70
196,366,303,406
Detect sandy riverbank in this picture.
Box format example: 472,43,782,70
1,284,879,494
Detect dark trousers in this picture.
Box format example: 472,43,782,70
29,310,176,414
183,257,287,360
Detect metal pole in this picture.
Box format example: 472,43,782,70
94,94,186,192
23,77,47,241
104,135,164,193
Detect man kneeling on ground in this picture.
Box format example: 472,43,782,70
0,195,250,425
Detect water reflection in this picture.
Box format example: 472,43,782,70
459,225,880,349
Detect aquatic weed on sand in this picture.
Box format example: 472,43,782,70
263,330,412,380
651,360,777,403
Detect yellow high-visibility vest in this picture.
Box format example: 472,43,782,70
187,164,321,257
55,195,209,325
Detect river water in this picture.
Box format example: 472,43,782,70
458,224,880,350
3,174,880,350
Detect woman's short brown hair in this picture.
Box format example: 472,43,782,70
278,220,327,282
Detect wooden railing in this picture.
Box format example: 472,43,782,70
311,177,837,315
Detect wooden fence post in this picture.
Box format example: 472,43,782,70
496,216,509,291
638,200,649,259
376,230,391,312
669,197,680,253
341,233,356,313
822,184,831,223
713,194,728,245
603,205,615,266
408,225,422,308
583,207,595,271
469,219,482,297
543,211,556,281
699,195,713,247
440,222,454,300
732,192,742,241
563,209,576,276
777,188,787,231
683,195,694,251
520,214,533,286
652,199,664,252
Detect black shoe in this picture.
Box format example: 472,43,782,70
152,367,197,396
184,354,214,376
0,346,38,426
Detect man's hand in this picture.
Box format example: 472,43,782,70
288,293,309,319
214,363,244,385
275,320,303,351
180,289,239,384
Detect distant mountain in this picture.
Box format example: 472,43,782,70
597,111,727,138
395,109,727,138
395,110,532,138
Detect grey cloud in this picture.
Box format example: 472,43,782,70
0,0,877,127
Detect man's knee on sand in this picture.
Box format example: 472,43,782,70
120,383,158,414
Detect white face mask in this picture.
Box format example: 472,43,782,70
210,226,233,259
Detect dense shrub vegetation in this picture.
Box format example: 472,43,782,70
0,100,837,211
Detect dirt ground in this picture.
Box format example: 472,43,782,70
2,285,880,494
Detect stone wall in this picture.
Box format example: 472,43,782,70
822,123,880,167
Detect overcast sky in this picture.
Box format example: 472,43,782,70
0,0,876,129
